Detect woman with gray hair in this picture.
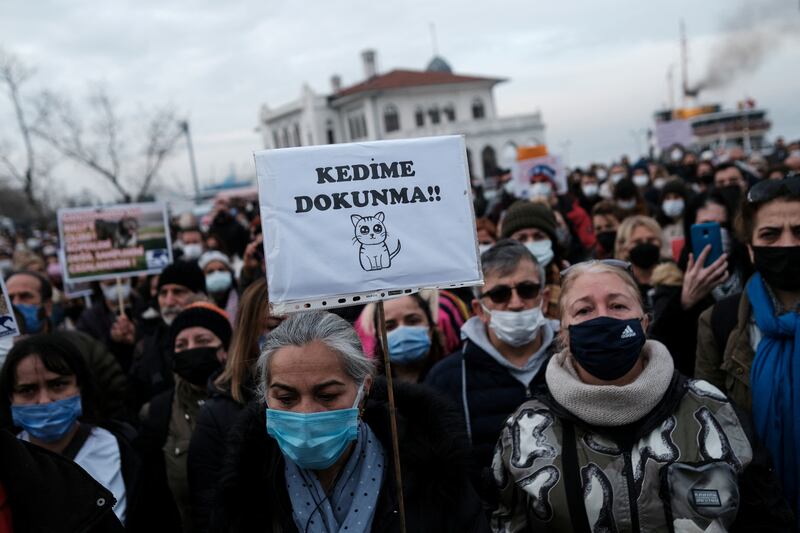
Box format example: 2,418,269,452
210,310,488,533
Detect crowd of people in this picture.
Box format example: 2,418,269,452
0,138,799,532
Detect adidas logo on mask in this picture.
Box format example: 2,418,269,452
620,325,636,339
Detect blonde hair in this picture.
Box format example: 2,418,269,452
614,215,662,260
557,262,644,345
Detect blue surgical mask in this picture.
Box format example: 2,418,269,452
387,326,431,365
205,270,232,293
569,316,646,381
266,384,364,470
11,394,82,442
17,303,44,334
525,239,554,268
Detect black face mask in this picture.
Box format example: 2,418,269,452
629,242,660,269
596,231,617,254
752,246,800,291
173,346,221,387
717,185,742,210
569,316,646,381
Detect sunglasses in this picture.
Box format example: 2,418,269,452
746,175,800,204
479,280,541,304
560,259,632,278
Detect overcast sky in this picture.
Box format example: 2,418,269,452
1,0,798,201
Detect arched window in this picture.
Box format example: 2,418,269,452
428,106,441,125
415,107,425,127
326,120,335,144
481,145,498,178
383,104,400,133
444,103,456,122
472,98,485,120
293,124,301,147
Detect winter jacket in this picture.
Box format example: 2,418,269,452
695,290,756,414
425,332,553,471
76,299,140,373
492,371,794,532
137,378,206,532
129,321,173,411
210,379,489,533
0,428,124,532
62,330,129,422
557,194,595,252
188,378,248,533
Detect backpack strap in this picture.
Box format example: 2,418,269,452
710,293,741,354
62,423,93,461
562,420,591,533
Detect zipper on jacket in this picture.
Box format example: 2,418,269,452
622,450,641,533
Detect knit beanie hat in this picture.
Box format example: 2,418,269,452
158,260,207,294
169,301,232,350
500,201,558,242
198,250,232,271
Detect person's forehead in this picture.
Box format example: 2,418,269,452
8,273,41,292
716,167,742,180
160,283,189,292
15,354,64,383
630,224,657,240
176,326,218,341
754,199,800,228
204,260,228,271
485,259,540,287
269,342,351,385
383,296,425,320
566,272,636,305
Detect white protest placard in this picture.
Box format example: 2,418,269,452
58,202,173,284
0,274,20,339
513,153,567,197
256,135,483,313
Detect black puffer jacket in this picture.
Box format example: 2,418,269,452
210,379,489,533
188,377,250,533
0,429,124,532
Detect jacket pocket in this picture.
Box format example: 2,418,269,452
660,461,739,532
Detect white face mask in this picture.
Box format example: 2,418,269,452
503,181,517,195
670,149,683,162
610,172,626,184
181,243,203,260
483,303,546,347
528,182,552,199
653,178,667,189
617,198,637,211
102,282,131,303
661,199,685,218
596,169,608,181
478,243,493,255
633,174,649,188
525,239,554,268
581,184,599,198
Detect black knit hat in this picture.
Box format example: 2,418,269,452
169,302,232,350
500,201,558,242
158,260,206,294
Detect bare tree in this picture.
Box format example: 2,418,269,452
32,85,183,202
0,48,39,208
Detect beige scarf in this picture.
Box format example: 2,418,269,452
545,340,675,426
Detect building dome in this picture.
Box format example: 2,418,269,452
426,55,452,73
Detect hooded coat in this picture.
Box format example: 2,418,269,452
209,379,489,533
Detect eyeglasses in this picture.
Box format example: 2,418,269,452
560,259,632,278
478,281,541,304
746,175,800,204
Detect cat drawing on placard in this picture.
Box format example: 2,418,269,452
350,212,401,272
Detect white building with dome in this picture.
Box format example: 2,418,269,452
257,50,546,181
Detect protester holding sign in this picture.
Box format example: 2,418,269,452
491,260,792,532
211,311,488,532
426,240,558,504
129,261,207,411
